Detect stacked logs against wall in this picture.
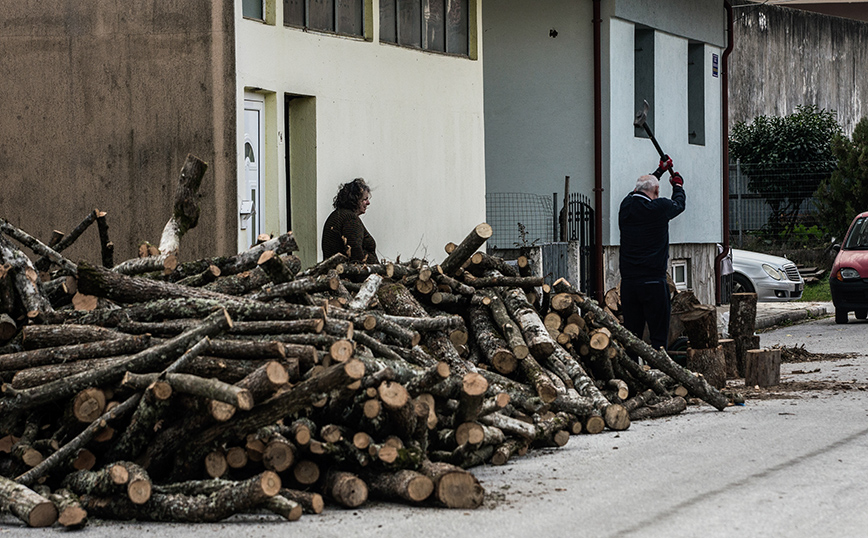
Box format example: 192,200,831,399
0,157,732,528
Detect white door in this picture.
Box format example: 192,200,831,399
241,96,265,250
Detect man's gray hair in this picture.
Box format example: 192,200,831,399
634,175,659,194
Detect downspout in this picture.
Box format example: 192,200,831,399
714,0,734,305
593,0,604,303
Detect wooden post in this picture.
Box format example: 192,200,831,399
719,338,737,379
745,348,781,387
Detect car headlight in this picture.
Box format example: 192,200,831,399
762,264,783,281
836,268,861,281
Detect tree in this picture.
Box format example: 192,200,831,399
814,116,868,242
729,105,841,244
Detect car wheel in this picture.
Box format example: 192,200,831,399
855,309,868,320
835,308,849,324
732,273,755,295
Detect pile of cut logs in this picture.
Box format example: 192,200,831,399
0,155,729,528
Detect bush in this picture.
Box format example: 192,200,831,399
814,116,868,242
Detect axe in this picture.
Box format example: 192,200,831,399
633,100,673,175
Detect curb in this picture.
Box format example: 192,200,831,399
755,305,833,331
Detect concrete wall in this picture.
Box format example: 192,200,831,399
730,0,868,136
236,0,486,268
0,0,237,264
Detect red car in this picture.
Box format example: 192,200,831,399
830,210,868,324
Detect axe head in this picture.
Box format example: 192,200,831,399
633,100,649,128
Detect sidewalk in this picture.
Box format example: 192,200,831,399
716,301,834,336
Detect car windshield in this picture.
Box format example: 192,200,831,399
843,217,868,250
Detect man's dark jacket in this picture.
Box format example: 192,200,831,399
618,184,686,280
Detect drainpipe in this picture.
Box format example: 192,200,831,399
714,0,734,305
593,0,604,303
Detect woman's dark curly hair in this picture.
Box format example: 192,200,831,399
333,178,370,211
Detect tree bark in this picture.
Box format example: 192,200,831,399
0,475,57,527
3,309,230,414
0,334,151,372
728,292,758,337
437,223,493,276
629,396,688,421
363,469,434,503
680,304,720,349
468,305,517,374
81,471,280,522
687,346,727,389
419,459,484,509
745,348,781,387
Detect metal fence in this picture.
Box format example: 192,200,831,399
729,160,835,248
485,191,596,294
485,192,555,250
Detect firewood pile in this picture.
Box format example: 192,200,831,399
0,155,730,528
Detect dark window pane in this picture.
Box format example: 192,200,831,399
398,0,421,48
284,0,305,26
380,0,397,42
446,0,468,55
310,0,335,32
243,0,264,20
337,0,363,36
424,0,445,51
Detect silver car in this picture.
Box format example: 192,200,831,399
731,248,804,301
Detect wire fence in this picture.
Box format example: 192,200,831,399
485,192,555,250
729,160,835,248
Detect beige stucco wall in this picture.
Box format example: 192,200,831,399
235,1,487,268
0,1,237,264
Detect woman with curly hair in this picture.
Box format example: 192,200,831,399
321,178,378,263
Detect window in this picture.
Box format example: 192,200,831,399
634,27,654,139
687,42,705,146
380,0,469,56
671,259,690,291
284,0,364,37
244,0,265,20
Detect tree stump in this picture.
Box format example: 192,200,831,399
735,334,761,378
728,293,757,338
745,348,781,387
719,338,737,379
686,346,726,389
680,304,720,349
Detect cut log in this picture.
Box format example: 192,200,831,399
719,338,737,379
81,471,280,523
734,334,761,378
0,475,58,527
629,396,688,421
47,488,88,528
324,470,367,508
419,460,484,509
745,348,781,387
680,304,720,349
687,346,727,389
437,223,493,276
728,292,757,337
364,469,433,503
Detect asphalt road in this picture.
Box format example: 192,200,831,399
6,314,868,537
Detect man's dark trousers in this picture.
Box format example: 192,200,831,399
620,276,670,352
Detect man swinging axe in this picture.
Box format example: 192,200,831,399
618,100,686,356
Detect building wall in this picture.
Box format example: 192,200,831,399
482,0,596,201
730,0,868,136
0,0,237,264
235,1,486,268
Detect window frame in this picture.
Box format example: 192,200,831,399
671,259,690,291
284,0,366,39
380,0,471,58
